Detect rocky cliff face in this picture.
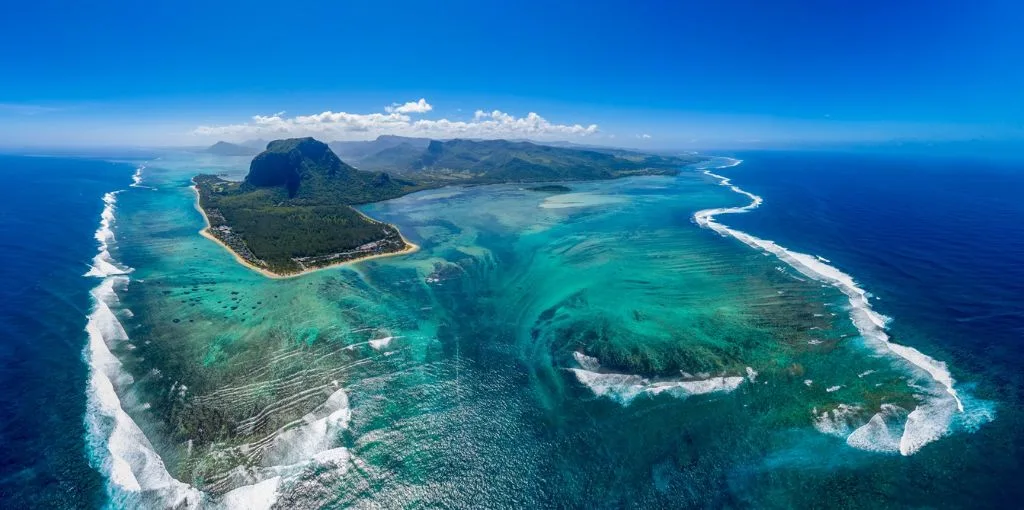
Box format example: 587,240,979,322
244,137,410,204
245,138,356,196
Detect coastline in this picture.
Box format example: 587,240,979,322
191,185,419,279
188,165,698,280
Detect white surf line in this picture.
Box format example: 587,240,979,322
82,186,355,508
692,158,964,422
568,352,749,405
129,161,157,190
83,189,204,508
130,164,145,187
84,192,134,278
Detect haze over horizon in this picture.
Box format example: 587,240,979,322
1,0,1022,150
4,3,1024,509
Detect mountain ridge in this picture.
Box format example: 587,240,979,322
194,136,705,276
205,141,260,157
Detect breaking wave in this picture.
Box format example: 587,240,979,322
130,165,144,187
82,190,203,507
569,352,748,405
84,192,133,278
128,164,156,190
82,189,352,508
692,157,993,455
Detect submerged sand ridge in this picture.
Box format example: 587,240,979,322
85,155,994,508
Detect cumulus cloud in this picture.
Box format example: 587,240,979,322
637,133,652,139
193,100,599,141
385,98,433,114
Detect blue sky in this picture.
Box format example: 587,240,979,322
1,0,1021,148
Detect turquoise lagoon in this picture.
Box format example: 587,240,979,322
84,154,993,508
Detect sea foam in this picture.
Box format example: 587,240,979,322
259,387,351,466
569,351,745,405
368,336,395,351
82,188,354,508
83,191,203,507
84,192,133,278
129,164,156,190
130,165,144,187
691,157,989,455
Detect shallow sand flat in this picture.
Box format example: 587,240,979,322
86,154,993,507
538,192,629,209
192,185,419,279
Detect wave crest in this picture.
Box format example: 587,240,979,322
569,351,746,405
692,157,993,455
82,189,353,508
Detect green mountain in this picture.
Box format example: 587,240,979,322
194,138,418,275
328,135,431,164
243,137,412,203
398,139,701,182
350,142,427,173
194,136,705,276
205,141,260,157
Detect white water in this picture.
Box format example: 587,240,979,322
846,404,908,453
84,192,133,278
572,351,601,372
82,189,354,508
569,351,745,405
368,336,395,351
691,157,981,455
130,165,145,187
745,366,759,383
259,387,351,466
83,191,204,507
813,404,863,437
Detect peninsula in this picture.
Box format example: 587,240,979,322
194,137,702,277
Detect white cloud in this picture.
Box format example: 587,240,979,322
385,98,433,114
193,100,600,141
637,133,652,139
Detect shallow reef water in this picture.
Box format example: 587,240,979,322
5,150,1019,509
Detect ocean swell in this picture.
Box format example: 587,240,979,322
81,180,353,508
569,352,747,405
130,165,144,187
691,157,990,455
82,189,203,507
129,164,155,190
84,192,133,278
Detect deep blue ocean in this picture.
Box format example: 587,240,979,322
722,151,1024,400
0,150,1021,508
0,155,140,507
720,151,1024,503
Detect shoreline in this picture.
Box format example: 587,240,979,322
191,185,419,279
188,165,700,280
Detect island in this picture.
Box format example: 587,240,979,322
195,137,703,277
203,140,260,157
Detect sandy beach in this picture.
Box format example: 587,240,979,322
191,185,419,279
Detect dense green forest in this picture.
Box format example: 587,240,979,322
328,136,703,180
194,138,417,274
196,136,705,275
